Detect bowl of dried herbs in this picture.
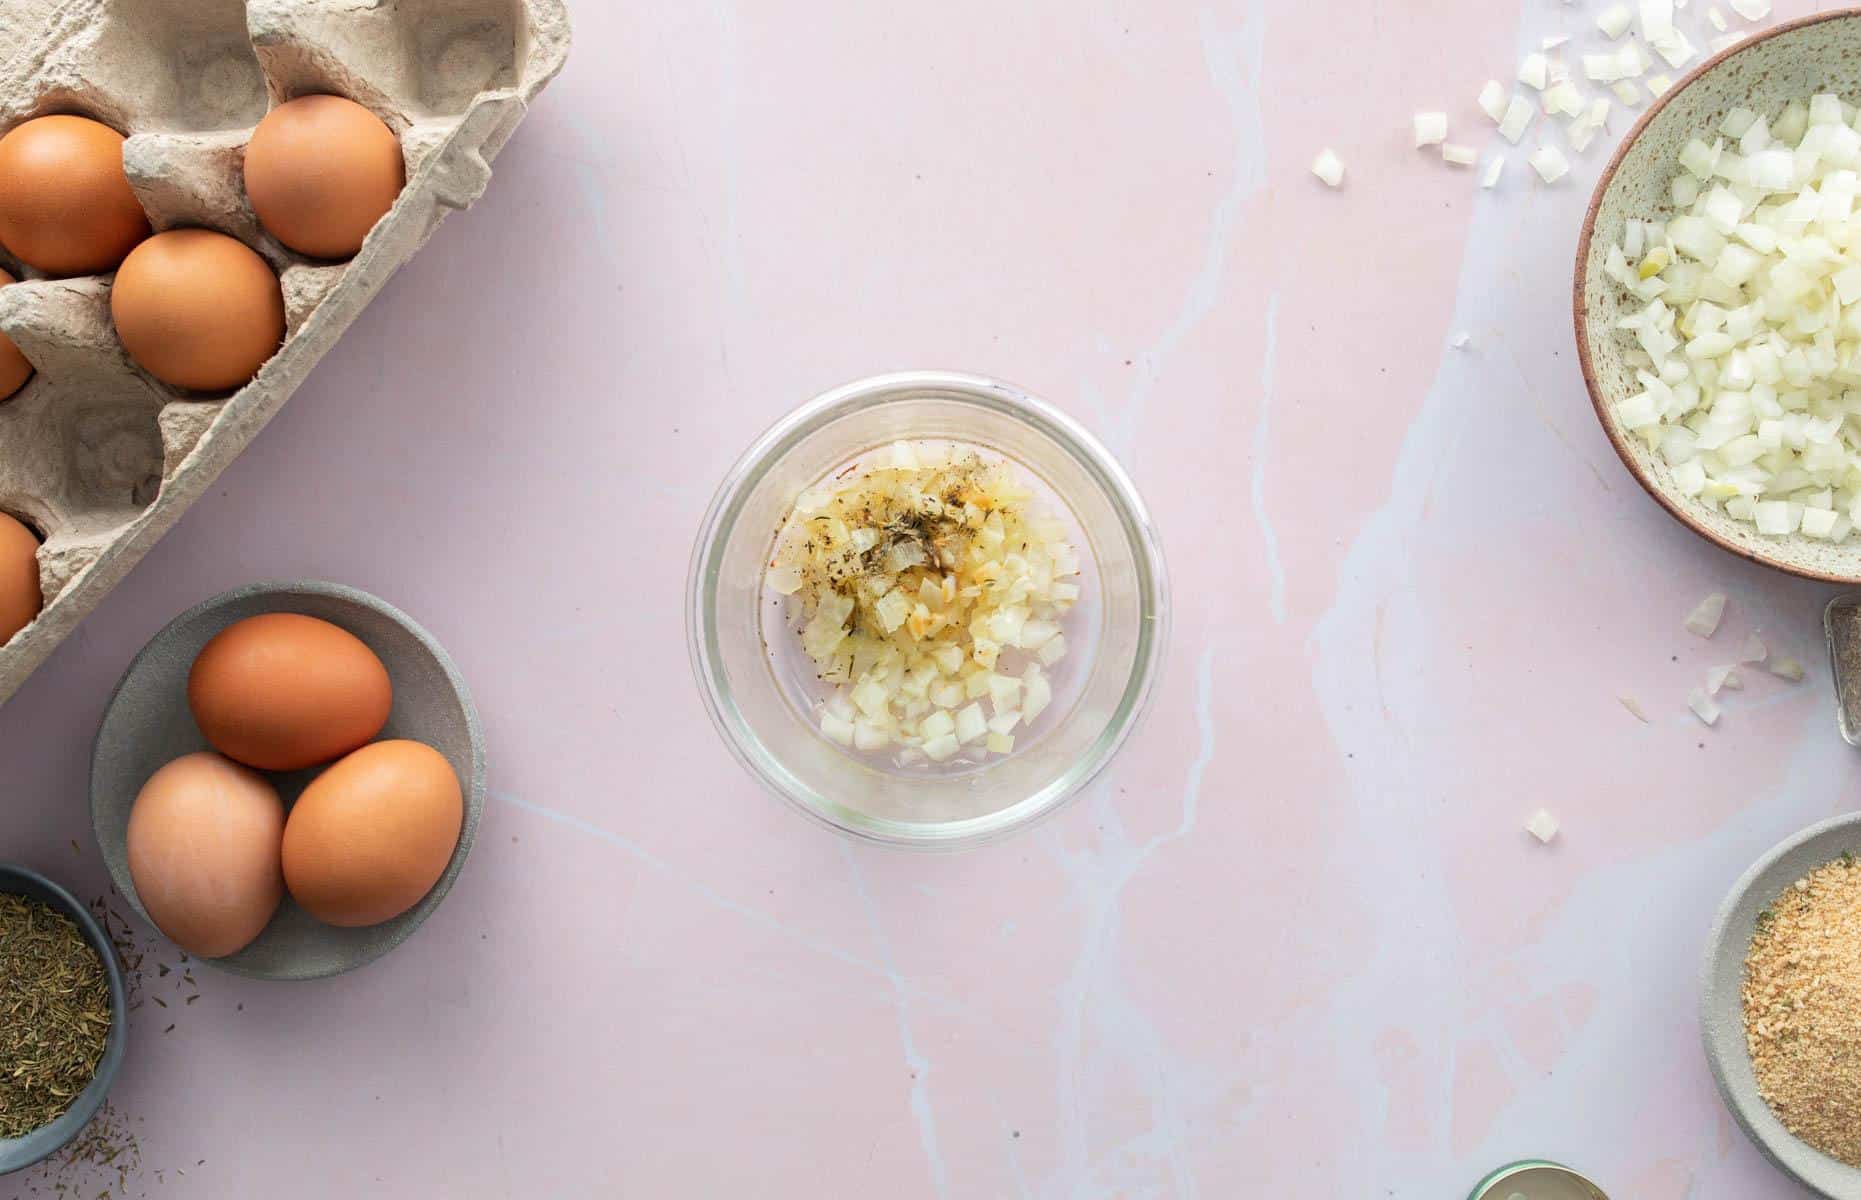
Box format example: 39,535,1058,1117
0,864,126,1176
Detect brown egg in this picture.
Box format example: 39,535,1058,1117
283,740,463,928
188,612,392,771
126,752,285,958
110,229,284,391
0,115,150,275
244,95,405,259
0,270,31,401
0,511,40,644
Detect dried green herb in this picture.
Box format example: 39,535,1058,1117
0,894,111,1138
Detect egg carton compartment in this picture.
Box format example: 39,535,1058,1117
0,0,569,703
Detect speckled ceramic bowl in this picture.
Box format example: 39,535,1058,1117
1701,812,1861,1199
1577,9,1861,583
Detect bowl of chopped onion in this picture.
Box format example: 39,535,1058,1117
1577,9,1861,582
687,371,1169,849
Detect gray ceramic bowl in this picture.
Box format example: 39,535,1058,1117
1577,9,1861,583
90,581,485,981
1701,811,1861,1199
0,864,128,1177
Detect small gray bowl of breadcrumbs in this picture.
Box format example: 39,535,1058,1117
1703,811,1861,1198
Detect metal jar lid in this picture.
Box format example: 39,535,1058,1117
1826,594,1861,747
1468,1161,1609,1200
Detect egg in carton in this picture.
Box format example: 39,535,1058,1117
0,0,570,704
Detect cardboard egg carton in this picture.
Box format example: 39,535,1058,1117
0,0,569,703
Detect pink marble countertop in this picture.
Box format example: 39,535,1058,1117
2,1,1855,1196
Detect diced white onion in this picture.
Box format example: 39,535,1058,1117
1518,53,1549,91
1482,157,1505,189
1607,95,1861,544
1479,80,1508,122
1727,0,1769,18
1442,143,1476,166
1312,148,1345,187
1413,112,1448,147
922,733,959,762
1739,632,1767,663
1706,664,1742,694
1597,2,1633,37
1022,672,1053,724
820,711,856,746
1530,146,1570,183
1652,29,1694,71
1620,695,1652,723
1525,809,1562,843
1499,96,1535,144
1688,687,1722,725
1543,82,1585,117
1639,0,1674,41
1769,655,1804,682
1684,591,1727,638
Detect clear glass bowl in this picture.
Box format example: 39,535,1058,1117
687,371,1170,849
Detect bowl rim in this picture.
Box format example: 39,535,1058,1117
1699,809,1861,1198
0,863,128,1177
685,369,1172,850
1465,1160,1609,1200
88,578,487,980
1574,6,1861,585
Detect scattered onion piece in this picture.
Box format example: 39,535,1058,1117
1544,81,1586,117
1482,157,1505,189
1707,664,1743,694
1450,331,1471,349
1620,695,1652,723
1499,96,1535,144
1770,655,1805,682
1413,112,1448,147
773,447,1082,767
1525,809,1562,844
1519,53,1550,91
1442,143,1477,166
1647,74,1674,98
1739,632,1767,663
1639,0,1674,42
1684,592,1727,638
1479,80,1508,122
1598,3,1633,38
1652,29,1695,70
1708,5,1728,31
1312,148,1345,187
1530,146,1571,183
1728,0,1769,19
1688,686,1723,725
